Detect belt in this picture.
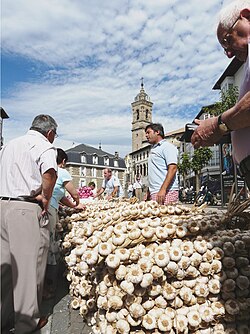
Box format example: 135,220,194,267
0,196,41,205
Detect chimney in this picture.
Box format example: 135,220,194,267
99,142,102,150
114,151,119,159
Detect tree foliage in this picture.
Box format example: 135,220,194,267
203,86,239,116
178,152,191,177
191,147,213,174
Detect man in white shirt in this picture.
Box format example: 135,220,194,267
94,168,124,199
133,175,143,202
0,114,58,333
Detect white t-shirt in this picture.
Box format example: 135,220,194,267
102,175,124,197
133,180,142,189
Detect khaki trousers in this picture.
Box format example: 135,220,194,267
0,200,49,334
135,188,143,202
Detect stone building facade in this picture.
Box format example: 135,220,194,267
65,144,126,191
128,82,153,188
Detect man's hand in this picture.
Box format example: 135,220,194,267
35,194,50,214
75,203,86,210
156,189,166,205
191,117,223,149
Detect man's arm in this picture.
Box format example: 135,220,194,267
93,187,105,198
37,168,57,212
156,164,177,204
64,181,80,206
60,196,85,210
108,186,118,199
191,91,250,149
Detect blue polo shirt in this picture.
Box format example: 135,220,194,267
148,139,178,194
50,167,72,210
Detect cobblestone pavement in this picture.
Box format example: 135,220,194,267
36,266,92,334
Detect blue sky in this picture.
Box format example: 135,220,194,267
2,0,232,157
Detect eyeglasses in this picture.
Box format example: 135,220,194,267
221,16,240,52
52,129,58,138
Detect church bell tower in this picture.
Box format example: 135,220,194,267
131,79,153,152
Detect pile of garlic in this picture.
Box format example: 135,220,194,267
62,200,250,333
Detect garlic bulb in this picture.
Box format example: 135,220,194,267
116,319,130,334
98,242,112,256
142,314,157,330
106,254,121,269
108,295,123,310
120,280,134,295
129,303,145,318
115,248,130,262
125,265,143,284
154,251,170,267
187,310,201,327
157,314,172,332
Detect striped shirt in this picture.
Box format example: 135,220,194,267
0,130,57,197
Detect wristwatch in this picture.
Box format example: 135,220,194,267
218,114,231,134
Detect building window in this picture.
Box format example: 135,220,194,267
114,160,118,167
104,156,109,165
91,168,97,177
80,166,86,176
92,155,98,164
80,180,86,187
81,154,87,163
203,113,210,120
136,110,139,120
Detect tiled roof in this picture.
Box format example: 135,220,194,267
66,143,115,157
66,144,126,168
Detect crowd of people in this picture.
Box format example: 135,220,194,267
0,1,250,333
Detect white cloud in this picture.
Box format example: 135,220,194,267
2,0,235,158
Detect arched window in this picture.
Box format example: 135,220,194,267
136,110,139,120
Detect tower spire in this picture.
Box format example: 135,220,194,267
140,77,144,88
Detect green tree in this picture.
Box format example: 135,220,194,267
178,153,191,187
191,147,213,192
203,86,239,116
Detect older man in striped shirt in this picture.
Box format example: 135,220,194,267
0,114,58,333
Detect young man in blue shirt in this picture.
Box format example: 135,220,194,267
145,123,179,204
